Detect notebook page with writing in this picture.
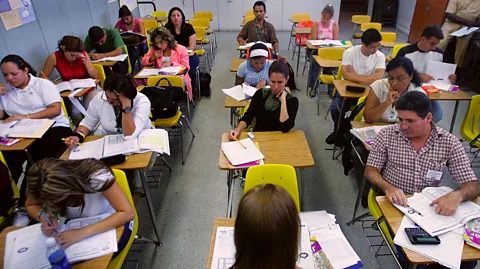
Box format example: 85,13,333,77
55,81,73,92
0,121,18,137
7,119,55,138
68,78,96,89
242,83,258,97
68,138,105,160
137,68,162,77
103,134,138,157
92,54,128,62
137,129,170,155
221,138,264,166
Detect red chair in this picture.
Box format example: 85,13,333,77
246,46,272,59
295,20,314,46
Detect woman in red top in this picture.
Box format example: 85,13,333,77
41,36,98,125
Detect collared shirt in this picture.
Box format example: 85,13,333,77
237,20,278,45
442,0,480,33
366,123,477,194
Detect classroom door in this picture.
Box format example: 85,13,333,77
408,0,449,43
217,0,244,30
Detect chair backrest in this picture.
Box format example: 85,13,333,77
353,96,367,121
360,22,382,32
380,32,397,42
60,98,75,130
391,44,408,57
460,95,480,147
147,75,185,90
143,19,158,32
246,10,254,16
317,47,345,61
194,26,206,41
92,64,106,88
367,189,394,245
152,11,168,25
244,15,255,23
107,169,139,269
244,164,300,211
123,45,132,76
240,103,256,130
189,18,210,29
292,13,310,22
351,15,371,24
194,12,213,20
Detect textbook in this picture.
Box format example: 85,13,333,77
238,41,272,49
137,66,186,77
0,119,55,139
4,213,117,269
464,218,480,250
394,186,480,236
350,125,389,146
307,39,348,47
221,138,264,166
92,54,128,62
69,128,170,160
55,78,97,93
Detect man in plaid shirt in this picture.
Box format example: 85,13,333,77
365,91,479,216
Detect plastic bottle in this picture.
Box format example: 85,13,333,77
45,237,72,269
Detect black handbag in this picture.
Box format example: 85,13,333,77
141,77,184,119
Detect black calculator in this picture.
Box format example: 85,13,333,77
405,227,441,245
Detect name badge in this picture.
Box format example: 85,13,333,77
387,114,397,122
426,169,443,181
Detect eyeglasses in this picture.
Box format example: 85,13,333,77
396,116,426,127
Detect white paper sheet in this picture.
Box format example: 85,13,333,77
137,68,162,77
158,66,184,75
394,216,463,269
298,223,315,269
210,226,235,269
68,88,88,116
68,138,105,160
300,211,336,230
221,138,265,166
222,85,248,101
68,78,96,89
451,27,479,37
425,61,456,87
103,134,138,157
92,54,128,62
308,40,346,47
56,81,73,92
0,121,18,137
242,83,258,97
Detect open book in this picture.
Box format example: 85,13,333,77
92,54,128,62
307,40,348,47
0,119,55,139
221,83,260,101
4,213,117,269
69,129,170,160
394,186,480,236
238,41,272,49
350,125,389,146
137,66,186,77
55,78,96,93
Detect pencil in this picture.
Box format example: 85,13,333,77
62,138,83,146
234,137,247,149
382,79,392,91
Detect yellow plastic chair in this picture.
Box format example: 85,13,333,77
351,15,371,24
190,18,210,29
380,32,397,42
288,13,311,50
367,189,394,245
386,44,408,62
122,45,133,76
246,10,254,16
152,10,168,26
60,98,75,130
353,96,366,122
352,22,382,43
323,65,343,119
107,169,139,269
243,15,255,25
0,152,20,227
240,103,256,131
194,12,213,21
244,164,300,212
190,19,216,56
194,26,213,68
92,64,106,88
460,95,480,165
143,19,158,33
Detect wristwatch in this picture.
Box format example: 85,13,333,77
122,106,132,113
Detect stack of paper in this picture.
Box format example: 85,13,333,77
221,138,264,166
451,27,479,37
238,41,272,49
242,83,258,97
4,213,117,269
350,125,389,146
92,54,128,62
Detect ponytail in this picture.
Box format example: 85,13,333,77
1,54,37,76
386,56,422,87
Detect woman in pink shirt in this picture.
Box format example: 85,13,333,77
308,4,340,89
115,5,147,64
142,27,192,101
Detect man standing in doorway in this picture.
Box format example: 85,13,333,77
237,1,280,57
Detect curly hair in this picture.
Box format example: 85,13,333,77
58,36,85,53
150,27,177,50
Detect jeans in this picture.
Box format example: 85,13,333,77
308,50,320,88
430,100,443,123
189,54,200,93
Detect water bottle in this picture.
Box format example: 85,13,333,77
45,237,72,269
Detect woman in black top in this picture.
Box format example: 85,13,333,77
165,7,200,93
229,60,299,140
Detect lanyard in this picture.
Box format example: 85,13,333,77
255,21,265,41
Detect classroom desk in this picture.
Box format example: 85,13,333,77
377,196,480,268
218,131,314,217
206,218,234,269
60,136,162,245
0,225,124,269
428,89,472,133
224,96,250,129
0,138,36,164
230,58,246,72
292,27,311,75
91,61,117,67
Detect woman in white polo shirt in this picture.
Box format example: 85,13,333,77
0,54,72,181
363,56,442,123
64,73,151,203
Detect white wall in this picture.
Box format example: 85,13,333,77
139,0,340,31
396,0,416,34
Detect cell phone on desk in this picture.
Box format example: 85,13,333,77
405,227,441,245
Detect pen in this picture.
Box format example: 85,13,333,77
41,212,57,233
234,137,247,149
62,138,82,145
407,205,424,216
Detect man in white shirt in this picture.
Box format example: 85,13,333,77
326,29,385,144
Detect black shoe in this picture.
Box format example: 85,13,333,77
361,196,368,208
325,132,335,145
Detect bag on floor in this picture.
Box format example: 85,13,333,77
142,77,183,119
200,72,212,98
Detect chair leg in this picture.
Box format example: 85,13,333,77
317,83,321,115
179,121,185,165
186,92,192,122
302,53,309,75
182,115,195,138
196,67,201,100
160,155,173,172
288,23,295,50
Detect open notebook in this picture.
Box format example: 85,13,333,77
0,119,55,139
55,78,96,93
69,129,170,159
4,213,117,269
91,54,128,62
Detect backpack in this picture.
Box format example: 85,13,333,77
141,77,184,120
199,72,212,98
0,160,16,218
340,100,367,175
285,61,297,90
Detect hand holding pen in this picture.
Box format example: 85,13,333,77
40,212,58,236
63,137,82,149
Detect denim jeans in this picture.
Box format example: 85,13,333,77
189,54,200,92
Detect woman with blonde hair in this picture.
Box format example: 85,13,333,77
141,27,192,101
232,184,300,269
25,158,134,256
